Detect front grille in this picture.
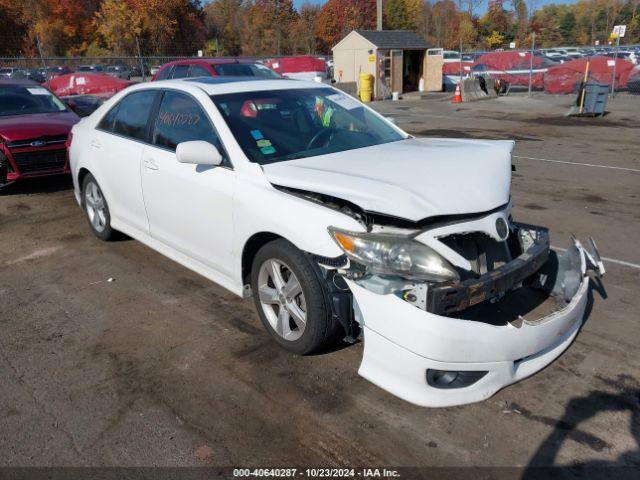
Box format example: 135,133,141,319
10,149,67,173
6,135,68,149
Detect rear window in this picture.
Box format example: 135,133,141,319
156,65,173,80
172,65,190,79
212,63,280,78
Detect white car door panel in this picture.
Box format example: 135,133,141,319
92,132,148,232
140,90,235,277
91,90,158,233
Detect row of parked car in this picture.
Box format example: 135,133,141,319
442,45,640,66
0,64,140,83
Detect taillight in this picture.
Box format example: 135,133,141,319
66,131,73,149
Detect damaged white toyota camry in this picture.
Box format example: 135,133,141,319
69,78,605,407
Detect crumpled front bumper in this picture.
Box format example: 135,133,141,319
346,238,603,407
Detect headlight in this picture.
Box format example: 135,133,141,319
328,227,459,283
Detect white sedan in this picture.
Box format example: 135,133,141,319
69,78,604,407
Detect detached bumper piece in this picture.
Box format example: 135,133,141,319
347,235,605,407
427,225,550,314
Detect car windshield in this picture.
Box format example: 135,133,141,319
212,88,405,164
0,86,67,116
212,63,280,78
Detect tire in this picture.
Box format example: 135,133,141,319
82,173,116,241
250,239,338,355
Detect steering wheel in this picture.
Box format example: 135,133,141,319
306,128,335,150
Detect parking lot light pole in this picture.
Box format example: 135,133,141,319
459,38,463,84
611,35,620,97
528,32,535,97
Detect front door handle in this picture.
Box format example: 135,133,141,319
90,140,101,149
143,158,159,170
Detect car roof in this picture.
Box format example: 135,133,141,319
143,77,331,95
0,78,40,87
161,58,260,68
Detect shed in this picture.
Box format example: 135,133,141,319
332,30,430,98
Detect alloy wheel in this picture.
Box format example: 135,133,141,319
84,181,107,233
257,259,307,342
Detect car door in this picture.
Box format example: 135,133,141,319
92,89,159,234
140,89,235,277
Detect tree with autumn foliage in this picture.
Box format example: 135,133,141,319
291,4,323,54
0,0,27,55
242,0,298,56
94,0,143,56
315,0,377,52
384,0,423,29
2,0,640,58
204,0,244,56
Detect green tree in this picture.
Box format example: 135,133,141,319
559,10,576,43
242,0,298,56
291,3,322,54
204,0,244,56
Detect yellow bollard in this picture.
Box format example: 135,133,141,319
359,73,374,102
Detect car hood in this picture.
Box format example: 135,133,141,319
262,137,514,221
0,111,79,142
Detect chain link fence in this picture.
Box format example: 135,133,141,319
441,37,640,97
1,33,639,98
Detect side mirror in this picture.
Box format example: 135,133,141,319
176,141,223,166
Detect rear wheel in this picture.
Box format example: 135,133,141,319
82,173,115,241
251,239,338,355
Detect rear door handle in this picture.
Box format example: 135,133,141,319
143,158,159,170
90,140,101,149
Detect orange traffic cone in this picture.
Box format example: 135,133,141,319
452,83,462,103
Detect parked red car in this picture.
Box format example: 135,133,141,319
151,58,281,81
0,79,79,186
263,55,328,81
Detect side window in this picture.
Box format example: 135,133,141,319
152,91,221,152
189,65,212,77
97,104,120,131
111,90,157,141
172,65,190,79
156,65,173,80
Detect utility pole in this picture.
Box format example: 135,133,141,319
459,37,463,83
377,0,382,31
36,36,49,88
528,32,535,97
135,37,146,82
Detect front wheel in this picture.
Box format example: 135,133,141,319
250,239,339,355
82,173,116,241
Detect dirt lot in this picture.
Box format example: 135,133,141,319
1,92,639,470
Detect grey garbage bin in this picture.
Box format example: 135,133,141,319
581,83,609,116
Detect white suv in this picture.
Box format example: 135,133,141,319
69,78,604,407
